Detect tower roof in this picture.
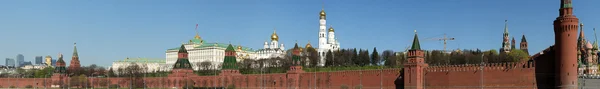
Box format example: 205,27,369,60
178,45,187,53
226,44,235,51
72,43,78,57
57,53,65,65
521,34,527,42
271,28,279,41
504,20,509,35
411,30,421,50
328,26,334,32
305,41,312,48
561,0,573,8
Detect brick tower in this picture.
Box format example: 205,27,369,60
520,35,529,55
67,43,81,75
169,44,194,77
51,53,67,87
553,0,579,88
404,30,428,89
220,44,241,75
287,42,304,89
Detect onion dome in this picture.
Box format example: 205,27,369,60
237,45,243,50
328,26,334,32
586,41,593,49
319,9,326,19
305,41,313,48
271,29,279,41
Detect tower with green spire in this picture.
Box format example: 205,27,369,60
520,34,529,55
222,44,238,69
173,44,192,69
292,42,301,65
404,30,428,89
220,44,241,76
52,53,67,88
54,53,66,74
67,43,81,75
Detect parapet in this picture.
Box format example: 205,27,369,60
424,61,535,72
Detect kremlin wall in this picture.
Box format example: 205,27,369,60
0,0,583,88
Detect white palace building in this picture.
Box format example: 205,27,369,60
116,7,343,71
165,33,256,70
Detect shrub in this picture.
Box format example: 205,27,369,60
9,86,15,88
25,85,33,88
227,85,236,89
109,84,120,88
354,84,363,89
340,84,349,89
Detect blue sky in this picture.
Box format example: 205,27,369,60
1,0,599,67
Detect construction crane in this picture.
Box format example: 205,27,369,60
428,33,455,52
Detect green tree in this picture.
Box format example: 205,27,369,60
508,49,530,62
34,67,54,78
352,48,359,66
382,50,396,67
306,47,320,67
371,47,380,65
325,50,334,67
107,68,116,77
358,49,370,66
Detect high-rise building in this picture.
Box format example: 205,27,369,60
35,56,43,64
5,58,15,67
16,54,24,67
51,59,57,66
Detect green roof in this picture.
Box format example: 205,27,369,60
521,35,527,42
73,43,79,57
411,32,421,50
167,42,256,52
178,45,187,53
114,58,166,63
222,44,238,69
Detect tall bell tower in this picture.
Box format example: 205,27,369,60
553,0,579,88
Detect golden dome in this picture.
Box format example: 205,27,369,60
271,29,279,41
319,9,326,19
328,27,334,32
305,41,312,48
194,34,201,39
237,45,242,50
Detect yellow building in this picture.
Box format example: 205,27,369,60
45,55,52,66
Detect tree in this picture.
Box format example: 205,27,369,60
325,50,334,67
352,48,359,66
362,49,371,66
371,47,380,65
334,49,346,66
382,50,396,67
507,50,530,62
107,68,116,77
306,47,320,67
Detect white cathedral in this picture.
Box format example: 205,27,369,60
255,29,286,59
317,9,341,66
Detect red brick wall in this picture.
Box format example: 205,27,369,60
422,61,537,89
0,63,541,89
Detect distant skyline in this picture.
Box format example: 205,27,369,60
1,0,600,67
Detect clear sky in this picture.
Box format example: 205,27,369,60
1,0,599,67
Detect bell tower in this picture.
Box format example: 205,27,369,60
553,0,579,88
